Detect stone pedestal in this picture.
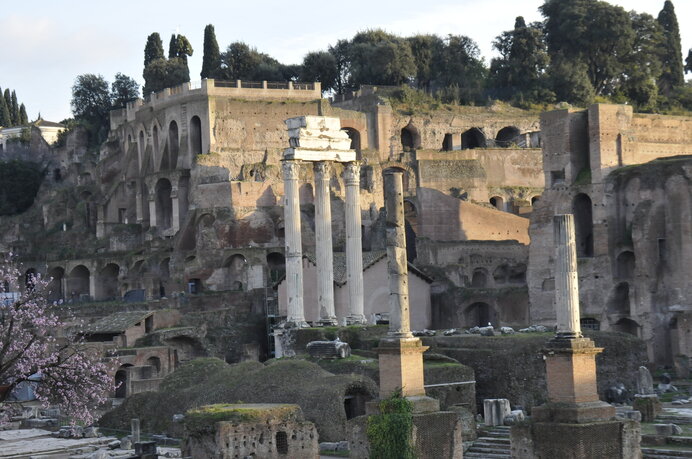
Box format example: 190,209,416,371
376,338,427,399
633,394,662,423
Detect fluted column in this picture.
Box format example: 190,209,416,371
282,160,307,327
314,161,337,325
344,162,366,324
554,214,582,339
383,170,413,338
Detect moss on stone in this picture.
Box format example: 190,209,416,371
185,403,301,434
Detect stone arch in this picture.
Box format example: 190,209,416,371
342,127,361,159
607,282,631,315
442,133,454,151
495,126,521,147
138,130,145,159
47,266,65,302
96,263,120,301
141,182,150,225
490,196,505,211
190,116,203,156
573,193,594,257
531,195,540,205
152,123,160,160
267,252,286,283
461,128,486,149
146,356,161,377
344,385,373,420
471,268,488,288
114,364,133,398
464,302,497,327
162,120,179,170
224,254,248,291
401,122,421,151
155,178,173,230
67,265,90,301
616,251,635,280
611,317,639,336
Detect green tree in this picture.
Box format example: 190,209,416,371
10,90,19,126
71,74,111,144
657,0,684,96
144,32,165,69
201,24,222,79
328,39,352,94
348,29,416,87
0,160,44,215
407,34,443,93
18,103,28,125
686,49,692,73
0,88,10,127
3,89,11,124
300,51,338,92
433,34,487,104
110,73,140,108
548,54,595,105
490,17,552,103
143,58,190,96
169,34,193,63
619,12,664,110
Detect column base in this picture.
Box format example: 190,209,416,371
376,337,427,399
544,337,604,405
532,401,615,424
345,315,367,325
316,318,338,326
282,320,310,329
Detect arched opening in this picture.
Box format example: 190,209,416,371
342,127,361,158
580,317,601,331
401,123,421,151
114,364,133,398
97,263,120,301
224,254,248,291
616,251,635,280
493,265,509,284
461,128,486,149
168,120,179,170
187,278,203,294
495,126,521,147
404,200,418,236
573,193,594,257
138,130,145,157
275,431,289,454
464,302,497,327
607,282,630,315
67,265,90,301
155,178,173,230
53,168,62,182
490,196,504,211
146,356,161,377
159,258,170,298
471,269,488,288
442,133,454,151
344,386,373,420
405,219,417,263
267,252,286,283
190,116,202,156
611,318,639,337
47,267,65,302
152,124,159,157
531,196,540,205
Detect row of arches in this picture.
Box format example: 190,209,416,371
469,263,527,288
401,124,526,152
133,115,204,174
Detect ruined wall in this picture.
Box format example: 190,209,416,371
528,103,692,365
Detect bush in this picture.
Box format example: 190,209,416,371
0,160,44,215
366,389,415,459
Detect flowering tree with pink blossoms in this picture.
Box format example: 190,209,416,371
0,257,115,424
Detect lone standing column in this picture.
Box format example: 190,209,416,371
344,162,366,324
554,214,582,339
282,160,307,327
314,161,337,325
383,170,413,339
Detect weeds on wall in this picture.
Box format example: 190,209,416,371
366,388,416,459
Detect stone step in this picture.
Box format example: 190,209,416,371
475,436,511,445
464,453,511,459
466,445,511,455
642,448,692,458
471,441,511,450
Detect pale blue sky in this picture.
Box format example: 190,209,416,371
0,0,689,122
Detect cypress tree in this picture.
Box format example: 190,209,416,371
168,34,179,59
0,88,11,127
201,25,221,79
10,90,19,126
3,89,11,120
657,0,684,95
18,104,28,125
685,49,691,74
143,33,165,69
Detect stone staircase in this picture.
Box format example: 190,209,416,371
465,426,511,458
642,407,692,459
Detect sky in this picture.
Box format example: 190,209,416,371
0,0,690,122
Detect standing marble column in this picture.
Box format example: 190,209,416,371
554,214,582,339
282,160,307,327
314,161,337,325
383,170,413,339
344,162,366,324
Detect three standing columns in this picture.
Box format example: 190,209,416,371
282,159,365,326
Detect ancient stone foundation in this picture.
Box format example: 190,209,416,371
182,403,318,459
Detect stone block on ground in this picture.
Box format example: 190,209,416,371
633,394,662,423
484,398,511,426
